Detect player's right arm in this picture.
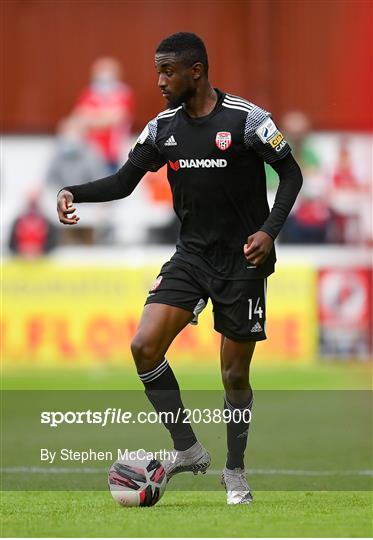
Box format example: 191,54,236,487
57,118,166,225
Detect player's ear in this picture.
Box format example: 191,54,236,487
191,62,204,80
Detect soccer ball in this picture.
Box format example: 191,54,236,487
108,456,167,507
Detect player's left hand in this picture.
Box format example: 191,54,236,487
243,231,274,266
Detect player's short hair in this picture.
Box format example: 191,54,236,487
156,32,209,75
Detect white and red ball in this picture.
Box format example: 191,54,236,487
108,456,167,507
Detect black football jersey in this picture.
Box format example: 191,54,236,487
129,89,291,280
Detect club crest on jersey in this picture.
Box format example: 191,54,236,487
215,131,232,151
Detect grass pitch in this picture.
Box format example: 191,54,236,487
3,361,371,390
1,490,372,537
1,363,372,537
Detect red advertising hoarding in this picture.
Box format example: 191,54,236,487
318,268,372,359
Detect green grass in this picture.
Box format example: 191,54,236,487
1,490,372,537
1,364,372,537
2,362,371,390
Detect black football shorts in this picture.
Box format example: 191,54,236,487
145,260,267,342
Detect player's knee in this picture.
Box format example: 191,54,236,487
221,366,247,390
130,334,161,371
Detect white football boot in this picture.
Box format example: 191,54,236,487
162,441,211,481
221,466,253,504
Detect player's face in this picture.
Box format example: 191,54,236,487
155,53,196,108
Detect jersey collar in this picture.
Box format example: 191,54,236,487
181,88,225,124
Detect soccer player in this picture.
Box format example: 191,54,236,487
57,32,303,505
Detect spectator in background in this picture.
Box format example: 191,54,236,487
278,111,330,244
281,111,320,169
265,110,320,190
9,191,58,257
73,57,135,172
331,139,359,189
46,116,110,190
328,138,368,244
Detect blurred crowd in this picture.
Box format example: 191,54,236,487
6,58,372,257
272,111,371,246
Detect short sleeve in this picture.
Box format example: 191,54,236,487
244,106,291,163
128,118,166,172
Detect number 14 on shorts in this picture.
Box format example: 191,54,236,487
247,297,263,320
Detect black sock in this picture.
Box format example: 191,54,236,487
224,390,253,470
139,358,197,451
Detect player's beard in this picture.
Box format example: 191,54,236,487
166,86,194,109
